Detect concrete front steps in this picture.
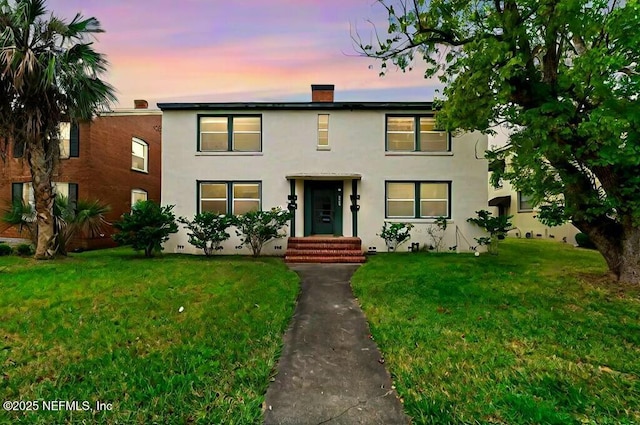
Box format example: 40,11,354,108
284,237,366,263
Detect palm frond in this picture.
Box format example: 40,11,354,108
74,199,110,238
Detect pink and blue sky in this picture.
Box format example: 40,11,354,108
45,0,441,108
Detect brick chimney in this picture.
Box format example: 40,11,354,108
311,84,334,102
134,99,148,109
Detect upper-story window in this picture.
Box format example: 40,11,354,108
59,122,79,158
13,122,79,158
199,115,262,152
59,122,71,159
317,114,329,150
132,137,148,173
386,116,450,152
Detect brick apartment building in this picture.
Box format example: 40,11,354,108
0,101,162,250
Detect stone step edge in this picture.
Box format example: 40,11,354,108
285,249,365,256
284,256,367,263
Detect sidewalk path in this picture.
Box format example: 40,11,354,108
264,264,409,425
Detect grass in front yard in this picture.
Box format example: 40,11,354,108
352,239,640,425
0,248,299,424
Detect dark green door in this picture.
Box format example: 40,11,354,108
305,181,343,236
312,187,335,234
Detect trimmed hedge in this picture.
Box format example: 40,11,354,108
0,243,12,256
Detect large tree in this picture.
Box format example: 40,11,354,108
0,0,115,258
358,0,640,283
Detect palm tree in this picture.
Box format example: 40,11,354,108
2,195,110,255
54,196,110,255
0,0,116,258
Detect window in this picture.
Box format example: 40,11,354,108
11,182,34,208
386,116,449,152
12,182,77,209
59,122,71,159
132,138,148,172
53,182,78,209
317,114,329,149
386,181,450,218
131,189,148,207
199,181,261,214
518,191,534,212
58,122,79,158
14,122,79,159
199,116,261,152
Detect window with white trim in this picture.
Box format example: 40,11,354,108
386,181,450,218
386,116,450,152
199,182,261,214
131,189,148,207
132,138,148,172
199,116,261,152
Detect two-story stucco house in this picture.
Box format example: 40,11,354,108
159,85,489,261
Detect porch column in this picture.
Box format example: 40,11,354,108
288,179,297,237
350,179,360,237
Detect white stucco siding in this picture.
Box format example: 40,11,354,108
162,108,489,255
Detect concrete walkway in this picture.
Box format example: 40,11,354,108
264,264,409,425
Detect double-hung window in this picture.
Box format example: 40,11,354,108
386,181,450,218
386,116,450,152
199,116,261,152
132,138,148,172
199,181,261,215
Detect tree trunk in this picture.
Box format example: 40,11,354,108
29,143,57,259
618,228,640,284
577,218,640,284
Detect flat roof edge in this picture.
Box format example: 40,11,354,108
157,102,435,111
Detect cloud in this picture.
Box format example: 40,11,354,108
44,0,439,108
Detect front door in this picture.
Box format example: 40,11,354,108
305,181,343,236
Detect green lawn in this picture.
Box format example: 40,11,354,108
352,239,640,425
0,248,299,424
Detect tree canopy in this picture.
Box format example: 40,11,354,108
1,0,115,258
359,0,640,283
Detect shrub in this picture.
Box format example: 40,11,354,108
231,207,292,257
2,199,36,245
15,243,34,256
113,201,178,257
55,196,110,256
0,243,12,256
425,216,448,252
575,232,596,249
177,212,232,256
2,197,110,256
467,210,513,255
378,222,414,252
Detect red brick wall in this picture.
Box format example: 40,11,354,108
0,112,162,250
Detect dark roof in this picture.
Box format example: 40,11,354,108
156,101,435,111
